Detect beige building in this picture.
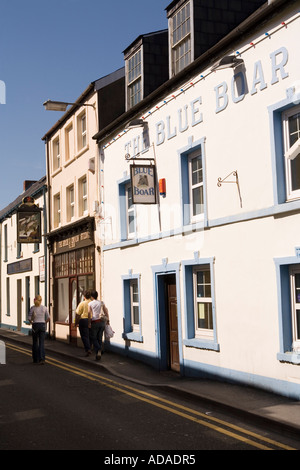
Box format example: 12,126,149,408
42,70,125,343
42,84,100,343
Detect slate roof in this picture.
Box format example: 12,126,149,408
0,176,47,222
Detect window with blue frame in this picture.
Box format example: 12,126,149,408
275,257,300,363
269,91,300,206
122,274,143,342
283,105,300,201
189,152,204,222
194,267,213,336
179,137,207,228
118,177,137,242
182,257,219,351
290,265,300,352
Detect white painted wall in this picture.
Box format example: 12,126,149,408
99,5,300,397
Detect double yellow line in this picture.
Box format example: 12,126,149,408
6,342,296,450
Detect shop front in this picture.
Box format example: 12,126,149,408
48,217,95,342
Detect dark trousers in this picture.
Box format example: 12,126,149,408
32,323,46,363
78,318,91,352
90,320,105,355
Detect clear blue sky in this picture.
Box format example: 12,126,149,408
0,0,168,208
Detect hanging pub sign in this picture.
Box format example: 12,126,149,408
130,164,157,204
17,198,42,244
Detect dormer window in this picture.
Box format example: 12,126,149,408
170,1,191,75
127,48,142,109
124,30,168,111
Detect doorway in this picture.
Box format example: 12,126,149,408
69,278,77,343
157,273,180,372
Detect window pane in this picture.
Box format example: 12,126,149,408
55,253,69,277
127,187,132,206
192,155,203,185
82,115,86,133
82,178,87,196
69,187,74,203
77,247,94,274
192,186,204,216
69,251,76,275
296,310,300,341
295,273,300,302
132,282,139,303
129,79,141,107
57,278,69,322
128,213,135,233
172,2,190,45
291,154,300,191
128,50,141,84
197,303,213,329
83,197,88,213
289,112,300,147
133,306,139,325
196,270,211,298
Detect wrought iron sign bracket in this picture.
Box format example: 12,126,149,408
217,170,242,208
125,155,155,162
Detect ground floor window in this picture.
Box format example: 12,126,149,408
54,246,95,324
122,273,142,342
290,265,300,352
275,257,300,362
183,257,219,351
130,279,140,331
194,267,213,336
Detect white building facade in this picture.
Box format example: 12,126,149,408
0,178,48,333
95,1,300,399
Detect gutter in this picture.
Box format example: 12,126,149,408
93,0,290,144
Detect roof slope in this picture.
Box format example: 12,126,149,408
0,176,47,221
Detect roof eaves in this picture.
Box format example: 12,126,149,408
93,0,289,144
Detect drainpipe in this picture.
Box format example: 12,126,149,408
43,186,48,306
45,137,52,338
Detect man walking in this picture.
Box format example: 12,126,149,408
88,290,109,361
75,290,92,356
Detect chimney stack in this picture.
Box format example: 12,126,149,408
23,180,37,192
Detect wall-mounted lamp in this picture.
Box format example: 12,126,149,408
211,55,244,72
125,119,150,160
126,119,148,129
43,99,95,111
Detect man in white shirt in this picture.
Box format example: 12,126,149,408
88,290,109,360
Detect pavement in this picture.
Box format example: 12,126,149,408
1,327,300,438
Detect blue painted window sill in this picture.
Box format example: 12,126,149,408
277,352,300,365
123,332,143,343
184,338,220,351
